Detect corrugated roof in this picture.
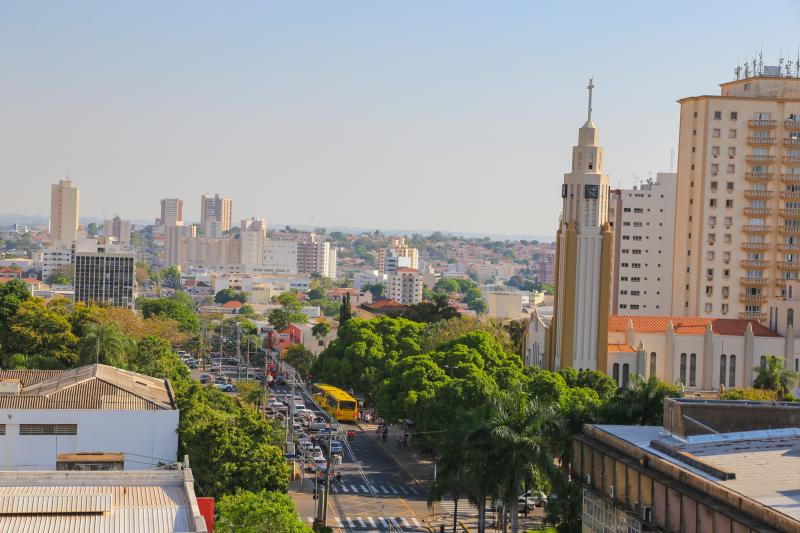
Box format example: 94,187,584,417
0,365,175,411
0,494,112,514
608,315,779,337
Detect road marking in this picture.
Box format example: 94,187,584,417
356,517,365,527
335,517,343,527
346,517,354,527
380,485,389,494
351,484,359,492
389,517,399,527
367,517,376,527
398,486,408,494
390,485,398,494
360,484,368,493
340,484,348,493
400,517,411,526
379,517,387,527
411,517,422,527
408,486,418,495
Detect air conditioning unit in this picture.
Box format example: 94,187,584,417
584,473,591,485
640,505,653,522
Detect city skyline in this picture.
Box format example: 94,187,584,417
3,1,800,234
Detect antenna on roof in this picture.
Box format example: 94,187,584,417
735,55,742,80
796,47,799,78
759,46,764,75
744,55,750,78
670,148,675,173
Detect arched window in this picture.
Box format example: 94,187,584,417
622,363,630,389
729,355,736,387
789,309,795,328
679,353,687,385
612,363,620,386
689,354,697,387
720,354,727,387
649,352,657,377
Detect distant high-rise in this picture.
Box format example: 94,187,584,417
103,216,131,245
296,233,334,278
240,217,268,269
376,238,418,273
73,240,135,308
159,198,183,226
50,179,79,246
199,194,232,238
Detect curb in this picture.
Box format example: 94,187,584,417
355,421,428,487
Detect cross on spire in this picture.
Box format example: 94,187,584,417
587,77,594,122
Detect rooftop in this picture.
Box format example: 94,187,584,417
0,364,176,410
608,315,778,337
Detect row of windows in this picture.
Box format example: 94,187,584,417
0,424,77,436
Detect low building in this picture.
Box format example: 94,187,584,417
353,270,388,291
0,463,209,531
486,291,524,320
329,287,372,308
0,364,179,471
575,398,800,532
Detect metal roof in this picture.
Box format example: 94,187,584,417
0,365,176,411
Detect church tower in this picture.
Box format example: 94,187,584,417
548,79,613,372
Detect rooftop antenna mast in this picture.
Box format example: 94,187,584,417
796,47,799,78
586,77,594,122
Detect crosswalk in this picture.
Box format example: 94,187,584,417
305,515,426,530
331,483,420,496
437,498,492,517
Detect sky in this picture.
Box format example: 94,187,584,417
2,1,800,237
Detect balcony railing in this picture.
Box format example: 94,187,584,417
741,259,769,268
786,120,800,130
784,138,800,146
743,225,771,233
783,173,800,182
744,207,771,216
746,172,773,181
785,155,800,164
740,293,766,303
782,191,800,199
778,261,800,270
739,311,768,321
740,277,769,285
781,208,800,218
747,154,776,163
742,242,770,250
780,226,800,233
749,119,777,128
745,189,773,199
780,243,800,251
748,137,776,145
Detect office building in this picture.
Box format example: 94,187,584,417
199,194,232,238
327,247,338,280
376,237,419,273
296,233,334,278
164,223,196,267
575,398,800,532
548,80,613,372
159,197,184,226
73,241,135,308
386,267,423,305
672,68,800,321
102,215,131,245
262,239,298,275
240,217,268,269
37,248,74,280
609,173,677,316
49,179,79,246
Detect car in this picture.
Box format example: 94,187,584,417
275,376,286,385
199,374,211,384
210,362,223,372
518,490,548,511
297,409,315,419
330,441,343,455
293,401,306,411
292,421,303,433
185,360,198,369
312,455,327,471
308,417,327,431
215,383,234,392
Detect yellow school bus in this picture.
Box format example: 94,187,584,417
312,384,358,422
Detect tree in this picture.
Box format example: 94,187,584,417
216,490,313,533
236,379,265,407
45,264,73,285
160,266,181,289
753,355,798,398
602,375,681,426
0,279,31,347
434,278,461,294
363,283,384,298
276,292,302,311
135,262,150,285
79,321,132,366
215,289,247,305
268,308,308,330
239,304,256,316
128,336,189,381
504,319,527,357
311,320,331,343
403,294,460,323
8,298,78,366
283,344,315,379
138,295,199,333
338,292,352,325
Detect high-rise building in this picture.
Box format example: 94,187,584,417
159,198,183,226
50,179,79,246
73,241,135,308
296,233,333,278
240,217,268,269
376,238,418,273
263,239,298,275
547,80,613,372
672,69,800,322
199,194,232,238
327,247,338,280
386,268,423,305
164,224,196,266
609,173,677,316
102,216,131,245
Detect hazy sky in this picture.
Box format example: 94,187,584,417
2,1,799,236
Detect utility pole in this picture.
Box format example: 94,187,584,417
236,323,242,380
313,425,334,531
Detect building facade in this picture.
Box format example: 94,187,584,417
386,267,423,305
50,179,79,246
199,193,232,238
240,217,268,269
164,223,196,267
262,239,298,275
672,72,800,321
376,237,419,273
609,173,677,316
296,233,333,278
73,243,135,308
159,198,183,226
102,216,131,245
548,80,613,372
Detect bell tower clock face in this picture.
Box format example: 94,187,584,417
584,184,599,199
561,184,568,198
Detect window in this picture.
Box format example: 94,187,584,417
728,147,736,157
710,180,719,190
712,128,721,138
789,309,794,327
727,164,735,173
680,353,687,385
726,199,733,208
708,216,717,226
0,425,5,436
712,146,720,157
730,111,738,120
714,111,722,119
729,355,736,387
690,353,697,387
622,364,630,388
720,354,727,387
19,424,77,436
612,363,620,385
724,216,733,225
650,352,657,376
710,198,717,207
729,129,737,138
711,164,719,175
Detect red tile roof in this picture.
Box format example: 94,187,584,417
608,343,637,353
608,315,778,337
395,267,418,273
368,299,404,309
221,301,243,308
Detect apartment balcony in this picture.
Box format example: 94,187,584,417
784,138,800,147
747,136,776,145
781,208,800,218
746,154,776,163
778,261,800,270
782,173,800,182
748,119,777,128
739,311,768,322
742,241,770,251
741,259,769,268
780,225,800,234
740,293,767,303
745,189,773,199
781,191,800,199
744,207,771,216
743,224,771,233
745,172,774,181
780,243,800,251
786,120,800,130
785,155,800,164
740,276,769,286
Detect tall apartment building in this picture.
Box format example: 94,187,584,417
386,268,423,305
199,194,232,238
262,239,298,275
296,233,333,278
164,224,196,266
672,71,800,322
376,237,418,273
102,216,131,245
609,173,677,315
73,241,135,308
327,247,338,280
240,217,267,269
159,198,183,226
50,179,79,246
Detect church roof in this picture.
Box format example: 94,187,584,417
608,315,779,338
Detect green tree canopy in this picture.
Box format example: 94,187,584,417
138,295,199,333
215,289,248,305
283,344,315,379
216,490,312,533
8,298,77,366
268,308,307,330
0,278,31,347
753,355,798,398
78,321,133,367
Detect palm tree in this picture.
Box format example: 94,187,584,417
754,355,798,398
79,322,131,367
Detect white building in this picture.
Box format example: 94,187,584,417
50,179,79,246
609,173,677,316
386,267,423,305
353,270,388,291
240,217,268,269
36,248,73,280
0,364,179,471
262,239,298,275
327,247,338,280
486,291,524,320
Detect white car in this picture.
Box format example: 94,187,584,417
312,455,327,471
308,417,327,431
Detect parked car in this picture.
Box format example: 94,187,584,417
308,417,327,431
215,383,234,393
519,490,548,511
199,374,211,384
330,441,343,455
